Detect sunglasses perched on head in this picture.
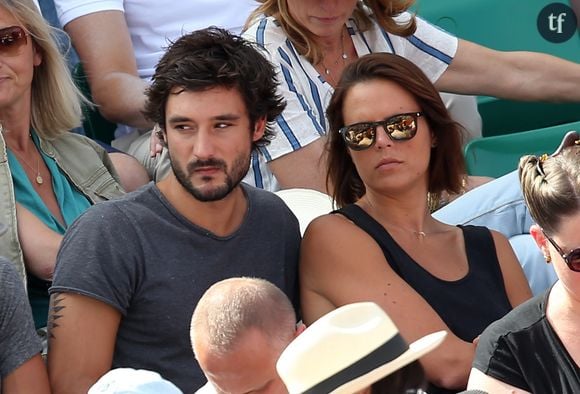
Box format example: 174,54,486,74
339,112,423,151
0,26,28,57
543,231,580,272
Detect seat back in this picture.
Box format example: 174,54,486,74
73,63,117,144
275,189,334,236
464,120,580,178
415,0,580,136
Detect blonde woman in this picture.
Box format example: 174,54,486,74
0,0,124,329
469,132,580,393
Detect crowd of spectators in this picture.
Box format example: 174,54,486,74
1,0,579,393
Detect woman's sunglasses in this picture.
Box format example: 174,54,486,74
339,112,423,151
0,26,28,57
543,231,580,272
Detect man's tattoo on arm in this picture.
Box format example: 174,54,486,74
48,293,65,339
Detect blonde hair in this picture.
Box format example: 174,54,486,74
2,0,86,139
245,0,417,64
519,142,580,235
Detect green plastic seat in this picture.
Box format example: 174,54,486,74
464,120,580,178
414,0,580,136
72,63,117,145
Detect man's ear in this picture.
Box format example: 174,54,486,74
252,117,267,142
530,224,551,263
155,124,167,147
294,322,306,338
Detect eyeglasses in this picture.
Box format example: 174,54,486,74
543,231,580,272
339,112,423,151
0,26,28,57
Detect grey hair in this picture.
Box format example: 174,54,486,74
190,277,296,357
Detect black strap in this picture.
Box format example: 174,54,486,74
302,334,409,394
334,205,403,276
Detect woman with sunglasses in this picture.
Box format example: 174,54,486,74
299,53,532,394
0,0,123,330
468,132,580,394
241,0,580,195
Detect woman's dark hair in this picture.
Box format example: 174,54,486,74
326,53,465,207
371,360,426,394
143,27,286,148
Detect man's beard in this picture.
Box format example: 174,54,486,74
170,152,250,202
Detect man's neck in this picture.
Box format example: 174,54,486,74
156,176,248,237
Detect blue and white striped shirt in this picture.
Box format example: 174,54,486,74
242,12,457,191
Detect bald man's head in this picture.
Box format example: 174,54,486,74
191,277,301,394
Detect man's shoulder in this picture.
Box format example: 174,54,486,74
76,183,158,223
244,184,291,212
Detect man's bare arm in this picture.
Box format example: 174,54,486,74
48,292,121,394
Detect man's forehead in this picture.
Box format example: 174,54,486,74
165,86,249,119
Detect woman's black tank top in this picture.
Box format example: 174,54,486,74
336,204,512,342
336,204,513,394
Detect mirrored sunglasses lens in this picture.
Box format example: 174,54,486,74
568,249,580,271
345,125,375,149
0,27,27,55
386,115,417,140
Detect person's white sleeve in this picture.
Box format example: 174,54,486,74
244,20,326,163
397,14,458,83
53,0,124,27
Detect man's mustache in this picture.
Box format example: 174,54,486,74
187,159,227,172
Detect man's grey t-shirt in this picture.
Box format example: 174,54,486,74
0,257,42,381
51,183,301,392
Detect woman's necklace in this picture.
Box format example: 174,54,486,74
361,199,434,240
8,135,44,185
321,28,348,82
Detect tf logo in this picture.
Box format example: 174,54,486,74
537,2,578,43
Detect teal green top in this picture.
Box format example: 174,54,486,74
7,131,91,328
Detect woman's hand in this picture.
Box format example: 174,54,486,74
149,124,164,158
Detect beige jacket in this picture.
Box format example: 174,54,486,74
0,132,125,280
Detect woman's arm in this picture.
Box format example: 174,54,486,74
436,39,580,102
15,203,62,281
467,368,531,394
300,215,476,390
490,230,533,308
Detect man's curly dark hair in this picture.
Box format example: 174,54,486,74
143,26,286,148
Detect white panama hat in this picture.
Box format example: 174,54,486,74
88,368,183,394
277,302,446,394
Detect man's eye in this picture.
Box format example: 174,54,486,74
216,122,232,129
174,124,191,130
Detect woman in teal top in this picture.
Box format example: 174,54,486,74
0,0,124,329
7,132,91,327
